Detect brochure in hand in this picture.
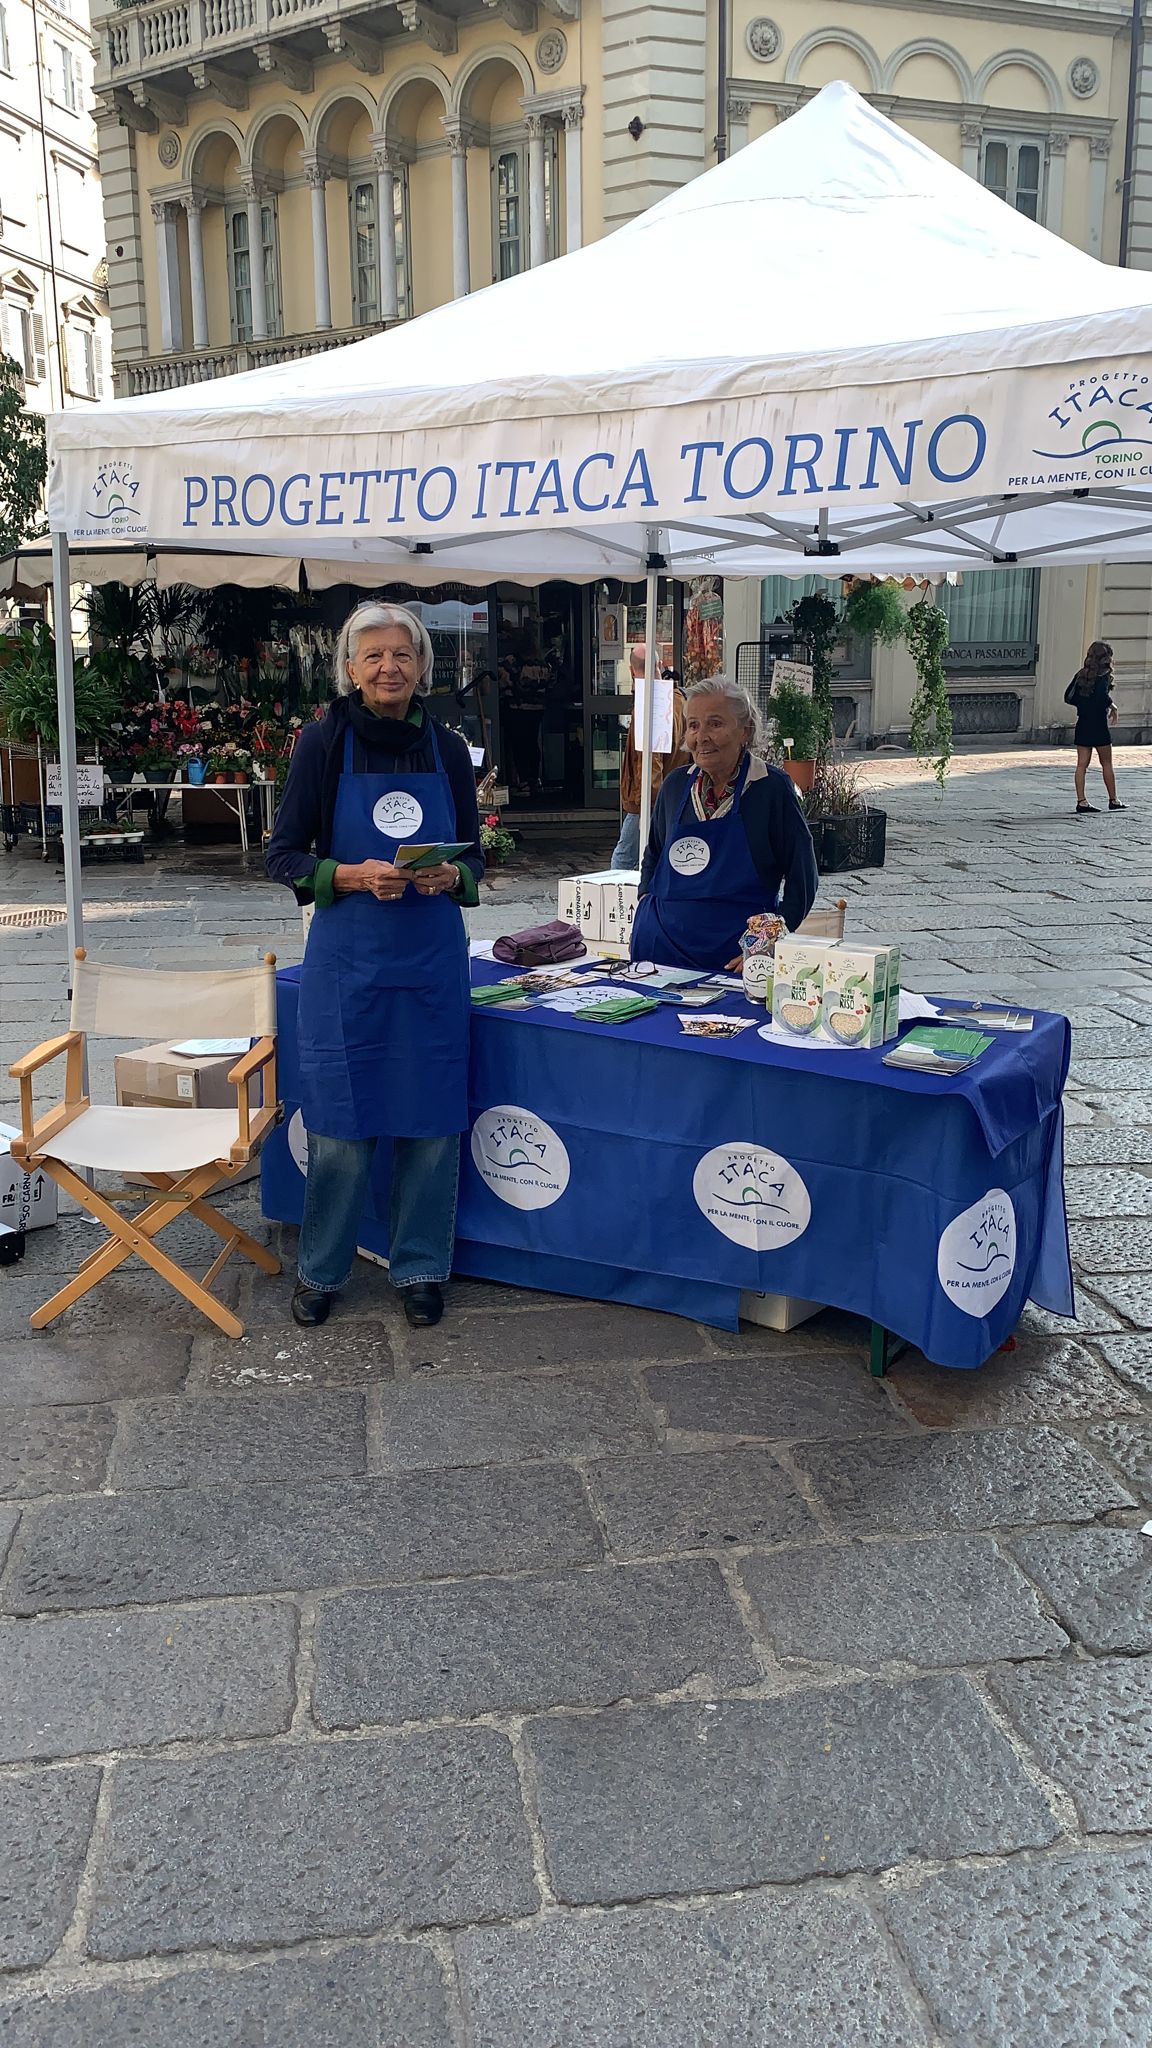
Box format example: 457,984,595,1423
883,1025,994,1075
395,842,472,871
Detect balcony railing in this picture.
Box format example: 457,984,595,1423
119,320,391,394
97,0,390,83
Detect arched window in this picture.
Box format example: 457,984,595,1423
349,170,411,323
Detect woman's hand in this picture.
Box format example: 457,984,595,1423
335,859,408,901
1109,706,1118,726
412,861,460,897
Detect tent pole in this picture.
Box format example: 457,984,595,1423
637,565,659,868
51,530,85,964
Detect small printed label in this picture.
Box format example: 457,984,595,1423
937,1189,1017,1317
471,1104,570,1210
176,1072,195,1100
372,791,424,839
693,1141,812,1249
668,836,711,877
287,1109,309,1177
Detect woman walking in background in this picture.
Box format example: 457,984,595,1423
1065,641,1125,815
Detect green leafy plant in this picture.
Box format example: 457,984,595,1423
905,598,953,789
0,355,47,559
800,753,868,819
0,628,123,750
785,593,839,749
766,680,824,763
480,812,516,862
841,579,906,645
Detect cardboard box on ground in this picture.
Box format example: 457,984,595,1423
0,1124,58,1233
114,1044,264,1186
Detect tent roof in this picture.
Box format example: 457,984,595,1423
45,82,1152,576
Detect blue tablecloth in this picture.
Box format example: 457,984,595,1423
263,963,1074,1370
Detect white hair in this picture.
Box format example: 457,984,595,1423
684,675,765,751
334,603,434,697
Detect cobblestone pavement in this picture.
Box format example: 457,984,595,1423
1,746,1151,2046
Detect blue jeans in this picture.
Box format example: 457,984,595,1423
298,1131,460,1292
611,810,640,871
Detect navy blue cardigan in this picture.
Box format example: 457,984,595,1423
639,762,818,932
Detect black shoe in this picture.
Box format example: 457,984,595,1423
1076,802,1099,813
291,1283,333,1327
1109,800,1127,810
400,1282,444,1328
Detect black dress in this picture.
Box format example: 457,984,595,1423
1064,676,1113,749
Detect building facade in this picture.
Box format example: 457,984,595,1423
90,0,1149,789
1,0,111,411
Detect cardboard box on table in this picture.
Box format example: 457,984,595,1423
114,1042,264,1185
0,1122,57,1233
557,872,639,954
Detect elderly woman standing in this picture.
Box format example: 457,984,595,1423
267,602,483,1330
631,677,817,974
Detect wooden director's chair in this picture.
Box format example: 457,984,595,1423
8,951,283,1340
797,898,848,941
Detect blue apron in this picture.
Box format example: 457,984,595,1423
297,721,470,1140
631,756,772,973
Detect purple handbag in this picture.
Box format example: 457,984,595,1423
491,920,587,967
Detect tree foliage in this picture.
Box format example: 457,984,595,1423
0,356,48,559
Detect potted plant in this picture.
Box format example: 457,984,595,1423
480,811,516,864
766,681,823,793
800,756,887,874
208,752,231,784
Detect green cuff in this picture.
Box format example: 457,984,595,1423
312,859,339,910
453,861,479,908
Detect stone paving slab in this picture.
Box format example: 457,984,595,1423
0,1404,116,1500
0,1600,297,1762
107,1390,368,1490
87,1730,537,1958
313,1561,758,1725
887,1335,1137,1426
642,1357,904,1441
1087,1419,1152,1497
989,1656,1152,1833
1006,1527,1152,1654
189,1320,397,1390
454,1891,930,2048
887,1849,1152,2048
1064,1168,1152,1218
739,1535,1067,1669
401,1306,716,1375
0,1767,101,1969
1095,1333,1152,1395
790,1426,1133,1534
2,1465,602,1613
584,1447,819,1558
0,1945,454,2048
378,1369,657,1471
1069,1221,1152,1271
1086,1273,1152,1327
0,1333,190,1407
526,1679,1059,1903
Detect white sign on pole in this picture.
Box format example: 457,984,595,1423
770,660,815,697
633,674,674,755
46,763,106,806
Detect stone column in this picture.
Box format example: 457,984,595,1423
1045,132,1068,238
727,99,750,153
960,119,982,181
1087,133,1110,258
373,143,400,320
150,199,183,352
562,100,583,252
443,120,471,298
305,163,332,330
182,194,209,349
241,174,268,341
526,111,547,266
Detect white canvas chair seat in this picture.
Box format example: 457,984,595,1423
37,1105,242,1174
9,953,283,1340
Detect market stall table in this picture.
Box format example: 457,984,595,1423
108,779,280,855
262,963,1073,1372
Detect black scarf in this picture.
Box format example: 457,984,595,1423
316,693,429,859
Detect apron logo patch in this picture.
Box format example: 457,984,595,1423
693,1142,811,1249
287,1109,309,1178
668,835,711,876
471,1105,570,1211
937,1189,1017,1317
372,792,424,839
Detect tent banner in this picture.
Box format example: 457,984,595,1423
49,357,1152,549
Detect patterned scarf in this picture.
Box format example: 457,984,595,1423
689,750,767,824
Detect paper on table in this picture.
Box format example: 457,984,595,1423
758,1023,846,1054
536,984,614,1013
170,1038,252,1057
898,993,943,1022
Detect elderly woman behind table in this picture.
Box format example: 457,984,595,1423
267,602,483,1330
631,677,818,973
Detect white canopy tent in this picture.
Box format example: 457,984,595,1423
40,79,1152,949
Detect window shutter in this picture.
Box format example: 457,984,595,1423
92,330,104,398
31,310,47,382
0,299,10,360
63,322,81,395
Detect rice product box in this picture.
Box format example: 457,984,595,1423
884,943,902,1041
822,944,889,1049
770,938,830,1039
